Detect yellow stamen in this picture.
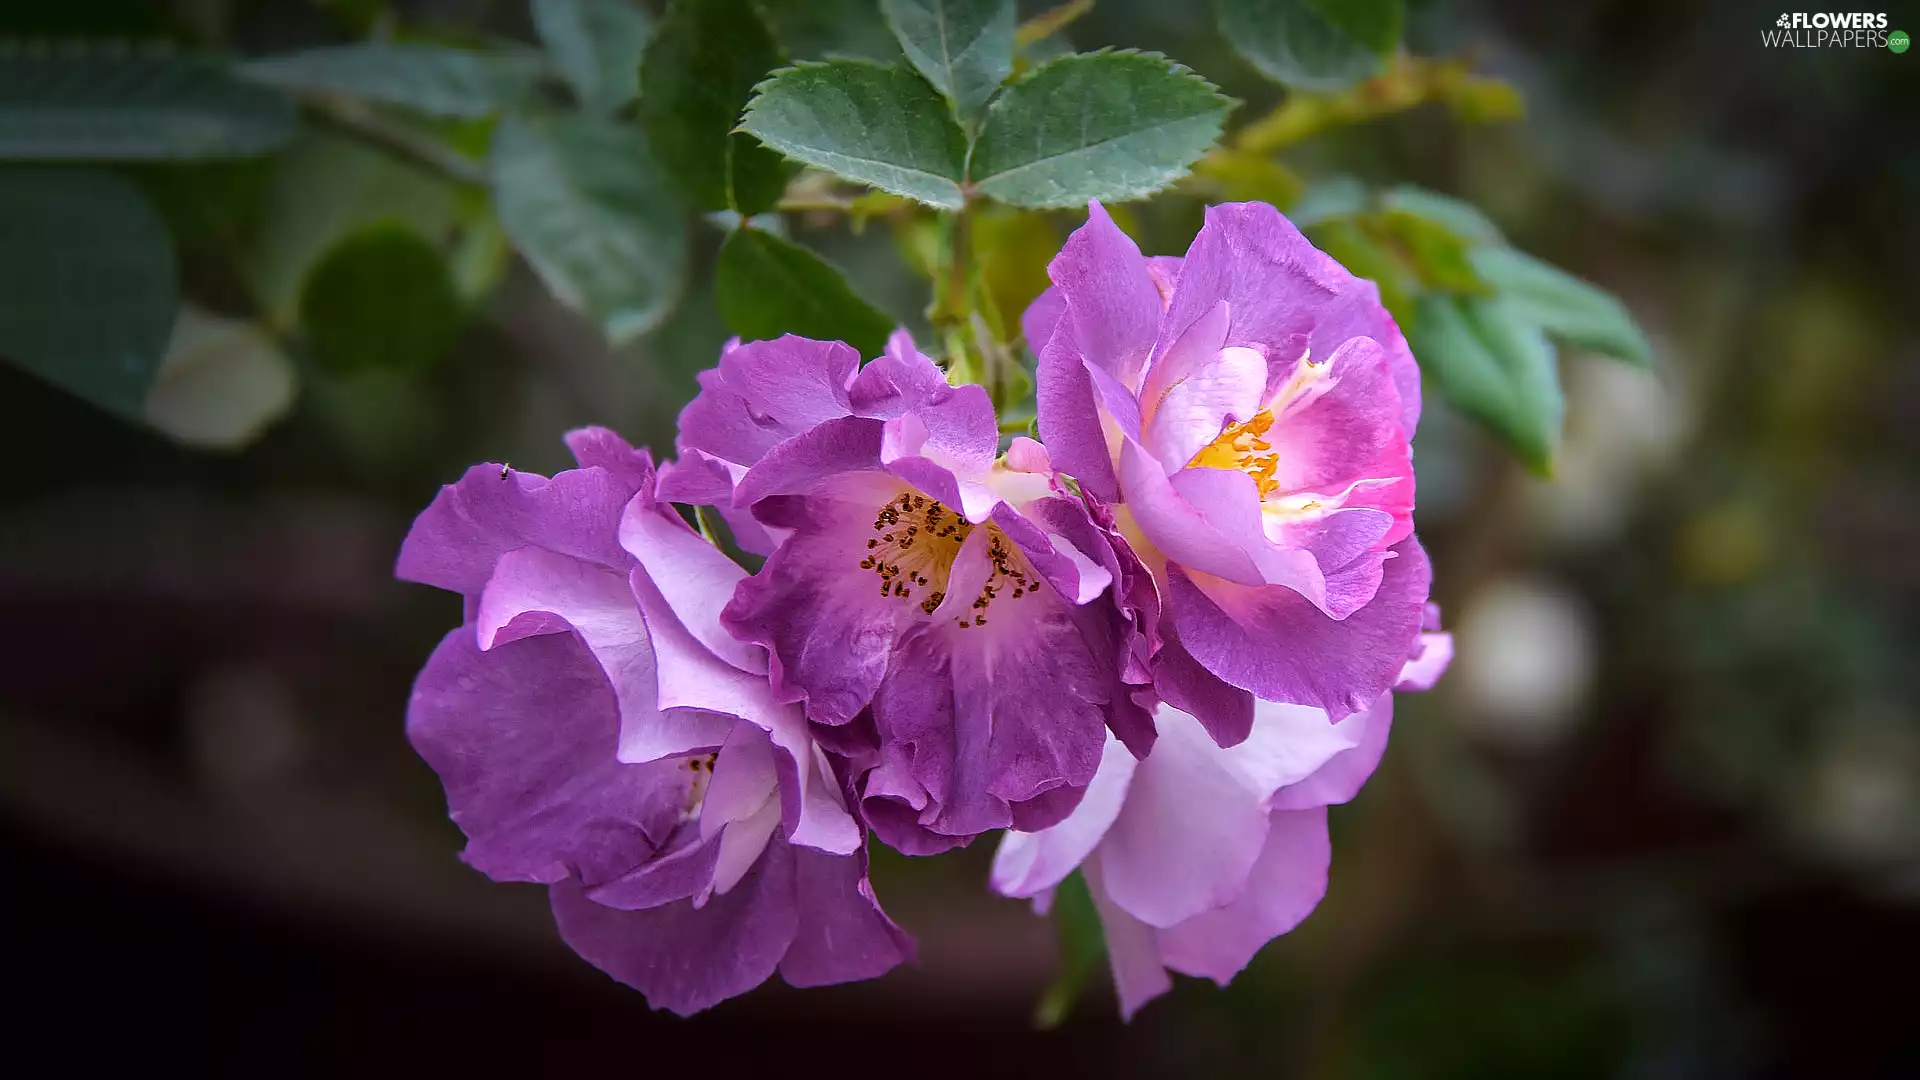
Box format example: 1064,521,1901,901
858,489,1041,626
1186,410,1282,498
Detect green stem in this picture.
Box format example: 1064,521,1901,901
307,96,489,188
940,197,973,330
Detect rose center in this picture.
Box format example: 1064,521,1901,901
1187,409,1280,498
858,490,1043,628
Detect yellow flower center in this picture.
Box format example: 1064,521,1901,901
1186,410,1280,498
858,490,1043,628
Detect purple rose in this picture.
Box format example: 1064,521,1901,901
660,332,1155,852
1026,201,1434,741
992,694,1394,1017
398,428,910,1014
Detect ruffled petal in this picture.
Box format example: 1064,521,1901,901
1097,708,1272,928
1035,327,1120,501
406,629,687,887
654,449,784,556
779,843,916,987
716,335,859,430
847,329,948,416
563,426,656,491
1153,807,1331,985
475,546,669,761
1396,631,1453,692
585,828,721,909
1270,694,1393,811
1266,337,1403,496
618,496,766,673
1118,439,1264,585
1048,201,1164,389
548,835,800,1016
991,734,1139,897
1085,858,1174,1019
1155,627,1254,748
1168,537,1431,720
396,462,642,597
723,477,911,725
732,417,886,506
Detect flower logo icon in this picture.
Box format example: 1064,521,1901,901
1777,13,1791,27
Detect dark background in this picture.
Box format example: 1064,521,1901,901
4,1,1917,1075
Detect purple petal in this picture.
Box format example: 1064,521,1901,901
1223,698,1369,802
1118,439,1264,585
1155,628,1254,748
587,827,721,909
1097,708,1272,928
700,722,779,843
1153,807,1331,985
1086,858,1173,1019
1270,694,1393,810
1020,285,1066,356
718,335,859,430
991,735,1139,897
549,835,799,1016
779,844,915,987
1005,436,1051,474
674,368,793,470
407,629,687,887
1266,337,1404,496
1167,537,1431,721
619,497,766,673
1049,202,1164,389
1036,330,1121,501
876,382,999,476
723,478,909,725
564,426,656,491
623,566,751,761
1395,632,1453,692
655,450,784,556
1152,203,1332,373
476,547,665,761
732,417,886,506
990,504,1112,605
1165,466,1327,601
396,463,640,597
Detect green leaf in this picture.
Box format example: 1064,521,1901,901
301,224,463,374
244,130,470,326
0,45,295,159
640,0,794,215
1376,209,1484,293
1288,174,1368,226
740,60,966,209
970,51,1231,209
1411,293,1562,474
1380,184,1505,245
491,112,689,342
532,0,653,115
143,304,296,450
0,167,177,418
881,0,1016,118
1034,871,1106,1029
716,227,893,356
1217,0,1404,92
757,0,904,62
241,43,542,118
1471,247,1653,368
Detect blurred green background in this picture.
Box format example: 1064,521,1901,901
2,1,1915,1075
